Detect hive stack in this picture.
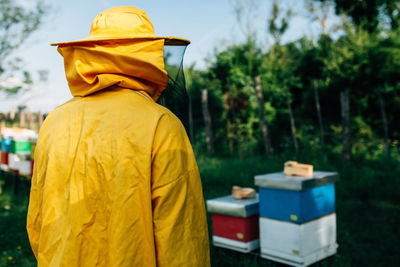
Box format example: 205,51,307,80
206,195,260,253
0,127,37,177
0,137,11,170
255,171,339,267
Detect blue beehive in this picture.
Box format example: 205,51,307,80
255,171,339,224
1,138,11,152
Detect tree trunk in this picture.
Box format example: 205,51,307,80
377,88,390,160
340,89,351,168
38,112,44,129
227,83,242,158
27,109,35,130
188,90,195,145
287,93,299,159
201,88,214,155
19,112,26,128
313,81,326,160
254,76,272,158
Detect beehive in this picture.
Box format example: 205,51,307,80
1,138,11,152
8,154,32,176
255,171,338,223
255,171,339,266
10,138,31,155
260,214,338,267
206,194,259,253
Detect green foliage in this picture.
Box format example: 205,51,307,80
326,0,400,32
268,0,293,44
186,1,400,164
194,19,400,159
0,0,46,61
0,0,48,96
202,40,268,154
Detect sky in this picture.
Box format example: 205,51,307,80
0,0,337,113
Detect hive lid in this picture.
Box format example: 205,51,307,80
206,194,259,218
255,171,339,191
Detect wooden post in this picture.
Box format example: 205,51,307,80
201,88,214,154
227,82,242,158
38,112,44,129
314,81,326,160
377,89,390,160
27,109,35,130
224,93,234,153
19,111,26,128
254,76,272,158
9,108,15,123
188,90,195,144
340,89,351,168
287,94,299,159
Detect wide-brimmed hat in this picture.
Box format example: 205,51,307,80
51,6,190,47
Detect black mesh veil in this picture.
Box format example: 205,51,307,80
158,45,189,131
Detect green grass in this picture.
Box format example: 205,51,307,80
0,172,35,267
197,156,400,267
1,156,399,266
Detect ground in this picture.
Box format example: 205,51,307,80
0,156,399,266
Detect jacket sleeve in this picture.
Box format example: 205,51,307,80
151,112,210,267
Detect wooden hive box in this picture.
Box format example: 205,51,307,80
10,138,31,155
1,138,11,153
8,153,32,176
0,151,9,171
259,213,338,267
206,194,260,253
255,171,339,224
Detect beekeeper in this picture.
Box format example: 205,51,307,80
27,6,210,267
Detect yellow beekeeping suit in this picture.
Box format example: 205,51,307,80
27,6,210,267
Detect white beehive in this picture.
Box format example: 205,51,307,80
8,153,31,175
260,213,338,267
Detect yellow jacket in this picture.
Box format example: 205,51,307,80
27,40,210,266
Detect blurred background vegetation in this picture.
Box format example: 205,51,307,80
186,0,400,166
1,0,400,266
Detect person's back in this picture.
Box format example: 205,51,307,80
27,6,210,267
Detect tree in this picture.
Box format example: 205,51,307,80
261,43,302,158
268,0,293,46
230,0,260,42
185,64,223,154
230,0,274,158
321,24,378,167
297,35,334,161
303,1,337,160
359,26,400,160
184,64,196,143
254,75,272,157
322,0,400,32
201,88,214,154
0,0,47,95
305,0,335,34
266,1,299,158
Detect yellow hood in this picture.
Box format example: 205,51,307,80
58,39,169,100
